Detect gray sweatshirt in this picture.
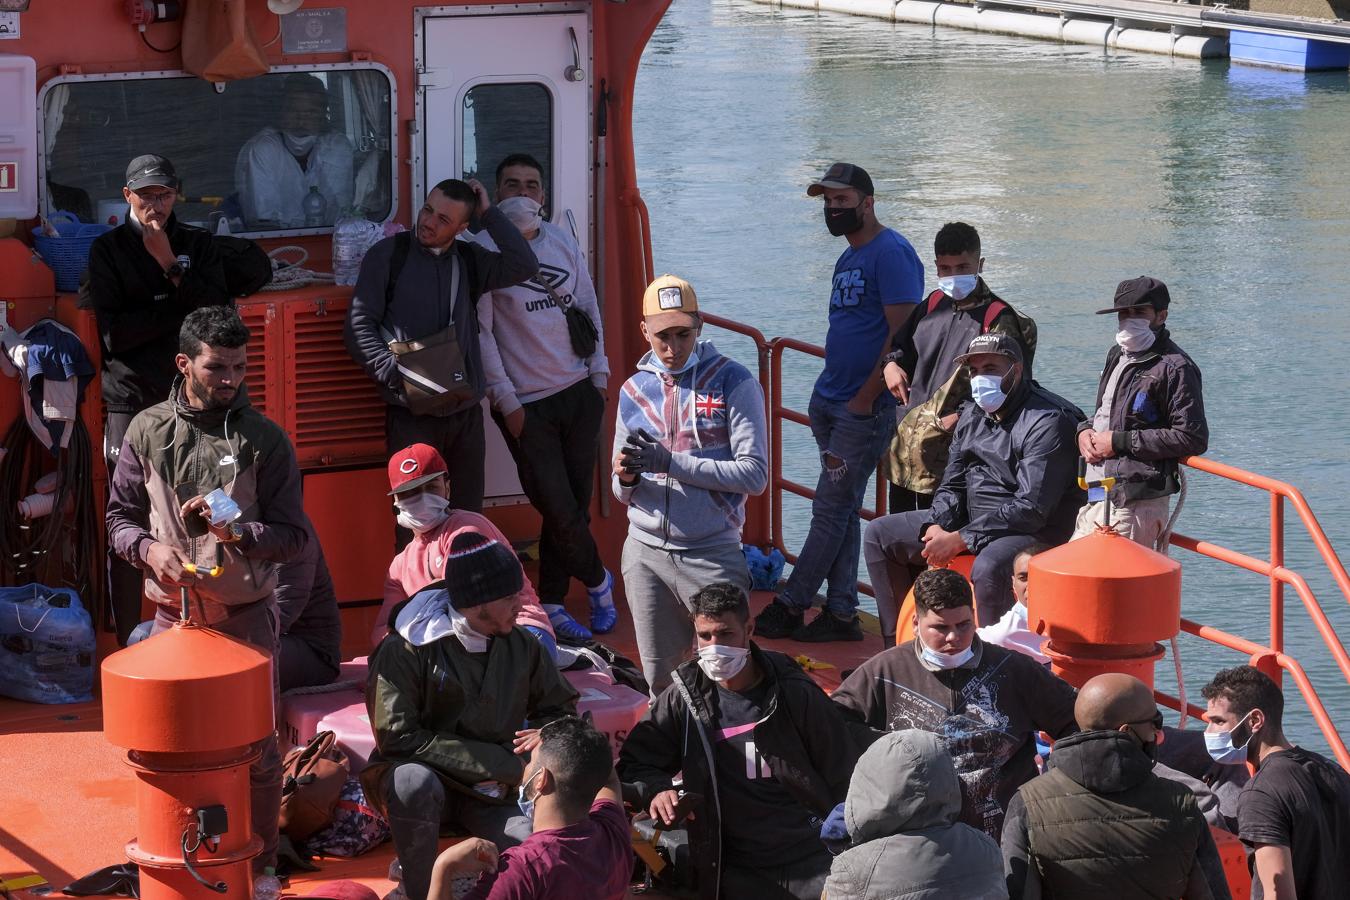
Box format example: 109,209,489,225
473,221,609,414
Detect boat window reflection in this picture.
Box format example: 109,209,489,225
461,82,552,200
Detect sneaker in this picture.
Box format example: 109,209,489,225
792,610,864,643
754,599,805,639
547,605,593,644
587,570,617,635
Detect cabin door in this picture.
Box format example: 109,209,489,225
418,6,593,504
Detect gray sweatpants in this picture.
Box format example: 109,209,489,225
384,762,532,900
621,537,751,696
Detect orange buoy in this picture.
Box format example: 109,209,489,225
1027,529,1181,689
102,621,273,900
895,554,975,646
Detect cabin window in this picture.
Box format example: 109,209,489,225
40,66,395,236
461,82,552,192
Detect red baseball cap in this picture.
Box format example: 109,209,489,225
387,443,448,495
301,882,380,900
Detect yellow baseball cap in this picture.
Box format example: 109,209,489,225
642,274,700,331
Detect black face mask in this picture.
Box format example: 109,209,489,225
824,202,864,236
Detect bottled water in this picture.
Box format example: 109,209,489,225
332,209,371,286
253,867,281,900
302,186,327,228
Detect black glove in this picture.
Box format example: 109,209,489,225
623,428,672,475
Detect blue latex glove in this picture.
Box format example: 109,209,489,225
820,801,850,855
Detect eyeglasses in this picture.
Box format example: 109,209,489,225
1126,710,1165,731
133,190,176,207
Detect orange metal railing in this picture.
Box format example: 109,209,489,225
696,315,1349,766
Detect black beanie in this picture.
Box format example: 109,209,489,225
444,531,523,610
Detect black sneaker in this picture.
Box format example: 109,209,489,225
792,610,864,643
754,600,805,638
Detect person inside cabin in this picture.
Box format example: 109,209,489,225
273,514,343,691
87,153,231,645
618,583,860,900
832,568,1078,844
881,222,1036,519
1002,673,1232,900
975,541,1051,666
860,332,1084,631
234,72,355,229
344,178,539,537
368,443,556,659
611,274,768,695
473,152,614,645
1202,665,1350,900
361,531,578,900
428,716,632,900
105,306,308,878
823,729,1007,900
755,162,924,645
1074,276,1207,551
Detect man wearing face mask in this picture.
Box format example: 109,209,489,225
1001,673,1231,900
235,73,355,228
881,222,1036,516
1201,665,1350,900
833,568,1077,844
861,333,1083,637
619,583,859,900
756,162,924,645
472,153,612,643
362,530,578,900
1075,277,1207,550
369,443,555,658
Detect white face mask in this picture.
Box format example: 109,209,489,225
938,274,979,302
282,131,318,156
498,196,543,234
1115,317,1156,354
451,609,491,653
395,492,451,534
920,640,976,670
697,644,750,682
969,373,1007,413
1204,711,1254,766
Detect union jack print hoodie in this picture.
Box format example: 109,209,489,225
612,340,768,550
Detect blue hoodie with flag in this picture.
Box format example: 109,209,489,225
611,340,768,550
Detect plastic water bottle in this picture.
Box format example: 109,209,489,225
253,866,281,900
303,186,327,228
332,209,367,286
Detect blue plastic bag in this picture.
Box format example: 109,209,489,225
0,584,96,704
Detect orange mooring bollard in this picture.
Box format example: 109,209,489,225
102,620,273,900
1027,528,1181,689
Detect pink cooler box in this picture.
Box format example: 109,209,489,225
564,668,648,759
281,688,377,772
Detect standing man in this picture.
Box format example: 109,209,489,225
88,153,230,643
344,178,539,528
862,333,1082,635
832,568,1078,843
1075,276,1207,550
105,306,308,875
1002,673,1231,900
362,531,578,900
475,153,613,642
756,162,924,644
619,584,860,900
1202,665,1350,900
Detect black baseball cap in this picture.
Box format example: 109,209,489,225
954,332,1024,367
1096,276,1171,315
125,154,180,192
807,162,874,198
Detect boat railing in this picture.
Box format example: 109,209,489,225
695,314,1350,768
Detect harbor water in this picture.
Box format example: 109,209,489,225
633,0,1350,750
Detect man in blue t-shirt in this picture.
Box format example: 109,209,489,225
756,162,924,643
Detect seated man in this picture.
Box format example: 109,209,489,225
832,568,1077,843
863,332,1083,636
429,717,632,900
1002,673,1231,900
976,542,1051,665
235,72,354,228
369,443,555,658
619,583,859,900
274,515,342,691
361,531,579,900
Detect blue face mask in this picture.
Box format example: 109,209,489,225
655,346,700,375
516,767,544,820
938,274,979,302
969,373,1007,413
1204,712,1254,766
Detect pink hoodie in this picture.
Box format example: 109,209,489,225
370,511,554,649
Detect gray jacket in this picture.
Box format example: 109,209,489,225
825,729,1007,900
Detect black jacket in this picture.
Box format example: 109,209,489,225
929,378,1085,553
1002,730,1231,900
1078,328,1207,504
618,644,860,899
343,207,539,416
87,214,231,414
